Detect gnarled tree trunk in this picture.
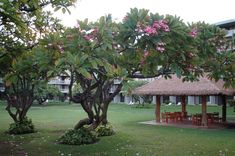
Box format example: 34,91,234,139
5,78,34,123
72,77,123,131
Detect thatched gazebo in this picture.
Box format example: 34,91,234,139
133,75,235,126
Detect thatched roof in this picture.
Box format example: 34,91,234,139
133,75,235,96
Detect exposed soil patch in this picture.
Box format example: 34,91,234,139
0,141,26,156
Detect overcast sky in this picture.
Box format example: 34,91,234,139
53,0,234,27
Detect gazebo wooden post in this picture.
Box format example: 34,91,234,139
201,95,208,126
221,95,227,122
156,95,161,123
181,95,186,118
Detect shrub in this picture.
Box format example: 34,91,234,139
96,123,115,137
8,118,35,134
58,127,98,145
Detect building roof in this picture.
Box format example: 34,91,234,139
132,75,235,96
215,19,235,29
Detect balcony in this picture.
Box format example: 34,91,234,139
114,79,122,84
48,79,70,85
0,86,5,92
59,88,69,93
109,85,117,93
226,29,235,37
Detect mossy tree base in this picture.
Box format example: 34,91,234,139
96,123,115,137
8,118,35,135
58,127,98,145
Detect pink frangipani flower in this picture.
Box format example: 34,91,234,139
189,28,198,38
144,26,157,35
153,20,170,32
156,42,166,53
144,50,150,57
156,47,165,53
84,34,94,41
140,57,145,65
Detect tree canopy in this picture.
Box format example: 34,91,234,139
0,0,77,134
0,4,234,139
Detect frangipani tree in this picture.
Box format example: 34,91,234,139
0,0,77,134
117,8,204,81
118,9,234,87
3,47,58,134
189,22,235,88
44,15,125,133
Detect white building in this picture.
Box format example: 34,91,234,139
0,78,4,92
112,78,156,104
48,75,70,101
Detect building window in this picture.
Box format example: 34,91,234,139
61,85,67,89
120,93,125,102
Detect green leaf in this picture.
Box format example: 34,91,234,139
62,8,66,14
80,54,89,64
95,59,104,66
54,7,61,12
79,68,91,78
91,61,98,69
47,70,54,78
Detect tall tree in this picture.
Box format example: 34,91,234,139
0,0,76,134
4,48,55,122
189,23,235,88
45,15,125,130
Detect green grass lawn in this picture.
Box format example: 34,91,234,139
0,101,235,156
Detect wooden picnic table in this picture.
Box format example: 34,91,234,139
161,112,184,123
192,112,221,125
162,112,221,126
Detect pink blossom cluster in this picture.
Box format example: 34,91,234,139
140,50,150,65
83,28,98,41
144,50,150,57
137,19,170,36
58,45,64,53
156,42,166,53
84,34,94,41
153,20,170,32
144,26,157,35
188,52,195,58
140,58,145,65
135,22,143,33
186,64,194,72
189,28,198,38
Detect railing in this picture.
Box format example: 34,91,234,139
113,79,122,84
48,79,70,85
226,29,235,37
59,89,69,93
109,85,117,93
0,86,5,92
